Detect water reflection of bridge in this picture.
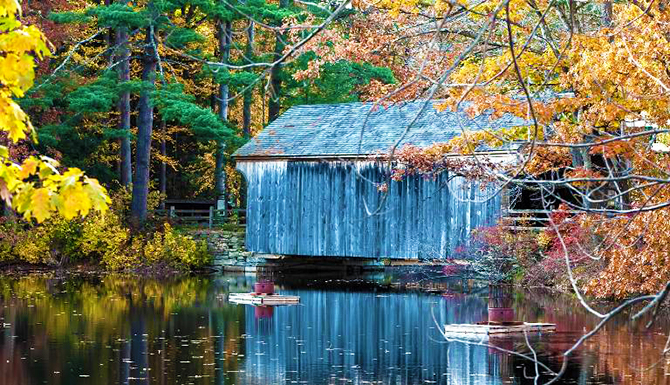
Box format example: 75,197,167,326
233,289,512,384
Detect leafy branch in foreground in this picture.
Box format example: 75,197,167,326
0,0,109,223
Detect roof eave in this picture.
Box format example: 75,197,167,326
234,149,520,162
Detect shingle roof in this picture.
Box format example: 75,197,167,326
233,101,530,158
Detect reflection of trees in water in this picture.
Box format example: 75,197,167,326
570,321,670,384
508,290,670,385
0,274,249,384
1,275,668,384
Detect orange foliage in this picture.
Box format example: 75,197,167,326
388,144,508,183
365,0,670,297
288,9,449,101
586,189,670,298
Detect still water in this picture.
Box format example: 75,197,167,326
0,271,668,385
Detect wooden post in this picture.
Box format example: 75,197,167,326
500,185,510,219
209,206,214,229
169,206,175,219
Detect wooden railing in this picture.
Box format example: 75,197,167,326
501,208,581,231
223,208,247,226
155,207,246,229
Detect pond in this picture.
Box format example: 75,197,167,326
0,271,668,384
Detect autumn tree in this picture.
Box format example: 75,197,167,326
0,0,109,222
351,0,670,292
339,0,670,381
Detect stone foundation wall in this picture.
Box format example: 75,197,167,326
190,228,253,266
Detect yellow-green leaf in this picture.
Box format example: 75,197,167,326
30,188,51,223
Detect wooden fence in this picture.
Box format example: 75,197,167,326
155,207,246,229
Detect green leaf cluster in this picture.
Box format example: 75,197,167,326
203,66,258,89
154,84,235,142
286,56,396,105
51,4,148,29
165,27,206,49
67,75,119,114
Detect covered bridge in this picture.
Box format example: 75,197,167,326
233,101,527,260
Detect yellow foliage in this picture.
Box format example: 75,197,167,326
78,209,210,271
79,211,135,270
4,216,85,265
14,226,50,264
0,3,109,223
144,223,211,269
0,192,211,270
0,0,20,17
536,230,552,249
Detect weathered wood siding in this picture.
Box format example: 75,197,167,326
237,160,501,259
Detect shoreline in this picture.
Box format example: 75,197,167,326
0,259,659,305
0,261,216,278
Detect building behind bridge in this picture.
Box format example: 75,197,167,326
233,101,528,260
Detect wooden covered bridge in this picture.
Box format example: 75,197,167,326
233,101,528,260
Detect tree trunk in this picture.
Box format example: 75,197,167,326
215,20,232,212
130,25,158,227
243,20,254,138
603,0,613,27
268,0,291,122
117,0,132,187
159,119,167,198
214,142,227,211
104,0,114,67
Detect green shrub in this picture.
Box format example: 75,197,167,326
0,219,21,262
145,223,211,269
14,226,50,264
0,191,212,271
2,217,82,265
80,211,137,270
